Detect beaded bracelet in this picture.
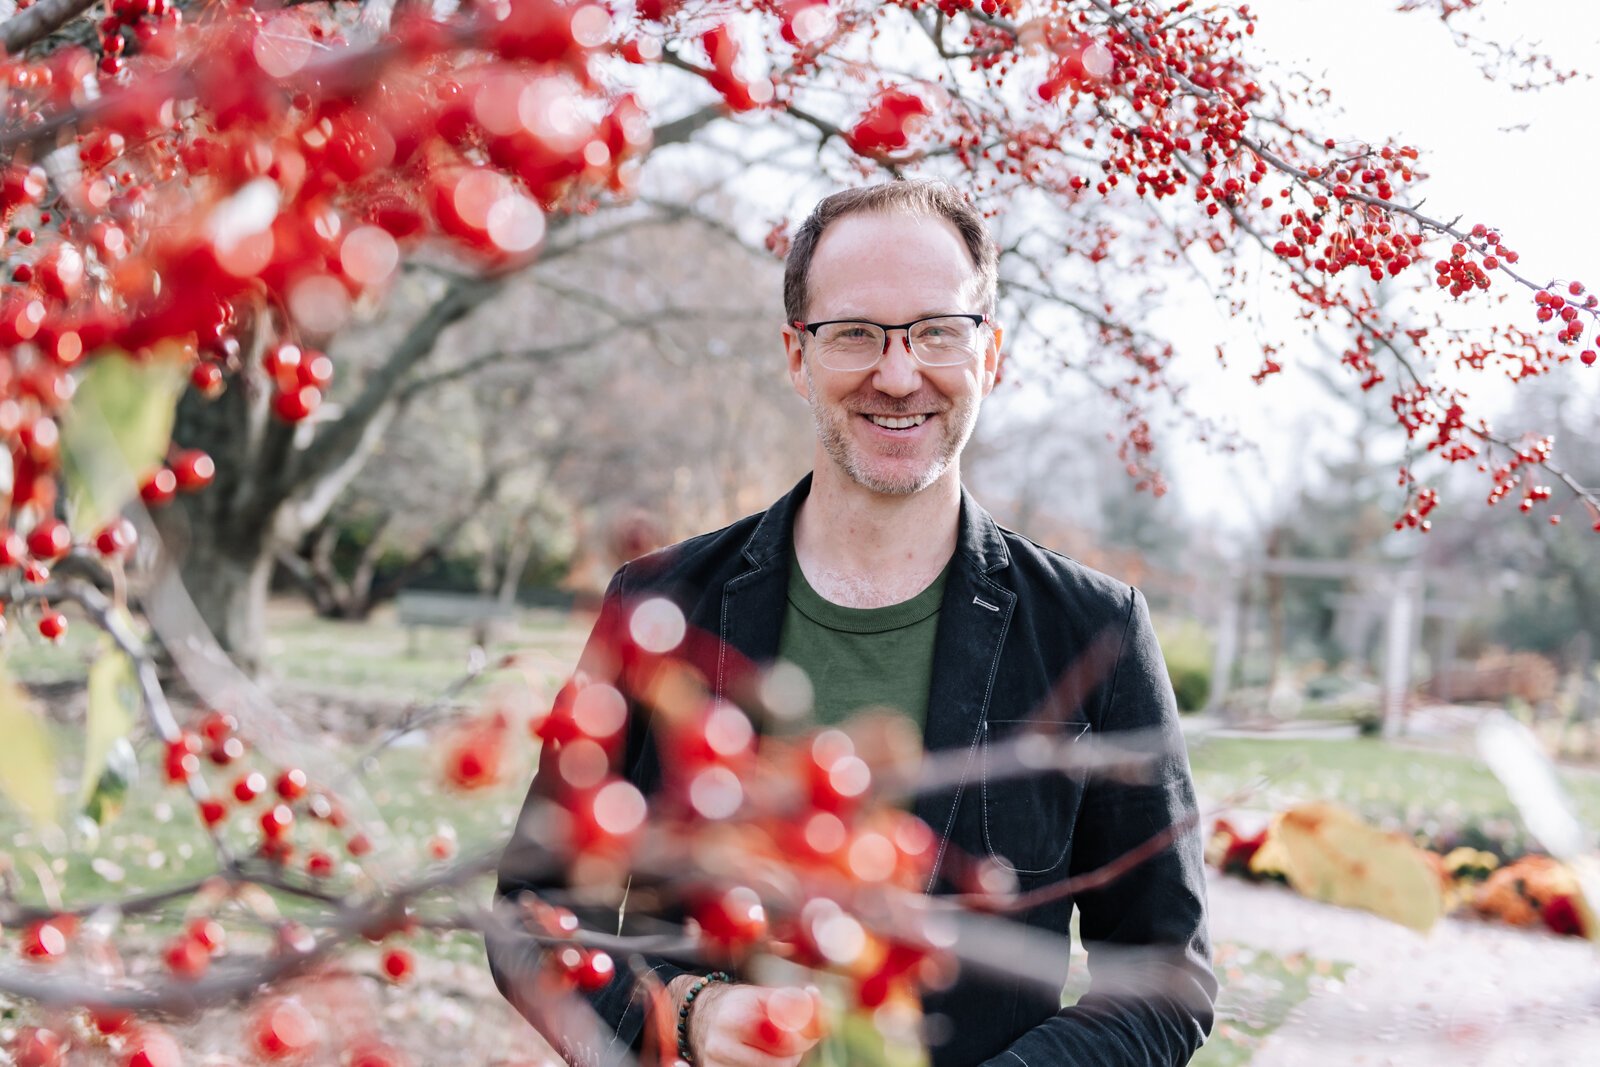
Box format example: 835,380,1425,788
676,970,732,1064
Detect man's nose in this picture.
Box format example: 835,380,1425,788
873,330,921,395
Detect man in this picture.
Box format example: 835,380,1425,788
490,181,1215,1067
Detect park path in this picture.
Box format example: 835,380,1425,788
1206,870,1600,1065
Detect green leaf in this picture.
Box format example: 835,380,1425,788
80,645,139,821
59,349,187,532
0,659,59,827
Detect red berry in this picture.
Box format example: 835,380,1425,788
171,449,215,491
233,771,267,803
37,612,67,641
26,519,71,560
346,1041,404,1067
165,733,201,783
306,850,335,877
164,933,210,979
11,1025,65,1067
209,736,245,765
275,767,308,800
199,710,237,745
188,919,224,953
381,946,414,982
347,832,373,857
262,343,302,381
252,997,320,1059
122,1027,182,1067
1582,351,1597,367
139,468,178,507
91,1009,132,1035
272,385,321,422
23,561,50,584
199,799,227,826
296,351,334,389
260,804,294,839
0,529,26,566
575,949,615,991
21,919,69,960
94,518,138,557
190,361,225,395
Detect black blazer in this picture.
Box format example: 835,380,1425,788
490,475,1215,1066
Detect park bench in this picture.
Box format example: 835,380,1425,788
395,590,518,651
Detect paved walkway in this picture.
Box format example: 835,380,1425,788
1207,871,1600,1065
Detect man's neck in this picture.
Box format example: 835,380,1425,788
792,462,962,609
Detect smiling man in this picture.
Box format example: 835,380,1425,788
491,181,1216,1067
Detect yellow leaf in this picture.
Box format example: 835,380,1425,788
80,643,138,811
59,348,188,532
0,660,59,827
1271,802,1445,933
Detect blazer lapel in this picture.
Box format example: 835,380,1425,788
915,489,1014,889
712,474,810,701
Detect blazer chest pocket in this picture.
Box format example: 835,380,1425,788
980,719,1090,876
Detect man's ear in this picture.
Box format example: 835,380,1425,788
982,323,1003,396
784,324,810,400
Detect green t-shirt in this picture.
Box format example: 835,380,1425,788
777,549,950,729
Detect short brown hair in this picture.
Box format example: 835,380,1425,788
783,180,999,325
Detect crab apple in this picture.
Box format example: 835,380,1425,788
94,518,139,557
693,886,768,952
190,361,225,395
122,1026,182,1067
37,611,68,641
574,949,615,991
165,733,201,782
346,1042,406,1067
187,917,225,951
252,997,320,1059
171,449,215,490
272,385,321,422
21,918,69,960
260,803,294,839
209,735,245,765
233,771,267,802
0,529,26,566
11,1025,65,1067
444,724,505,790
164,933,210,979
295,350,334,389
26,518,71,560
199,710,238,745
139,468,178,506
275,767,308,800
198,798,227,827
381,946,414,982
90,1009,132,1035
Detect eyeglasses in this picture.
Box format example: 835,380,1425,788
791,314,989,372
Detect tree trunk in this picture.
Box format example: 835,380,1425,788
174,532,276,676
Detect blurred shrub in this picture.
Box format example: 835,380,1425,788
1160,620,1213,713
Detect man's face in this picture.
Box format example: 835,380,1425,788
783,212,1001,497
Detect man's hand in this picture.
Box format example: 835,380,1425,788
671,978,826,1067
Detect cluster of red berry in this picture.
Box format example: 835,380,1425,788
166,709,374,871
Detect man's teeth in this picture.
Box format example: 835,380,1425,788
867,414,928,429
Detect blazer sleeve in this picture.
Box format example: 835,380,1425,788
486,565,695,1066
979,587,1217,1066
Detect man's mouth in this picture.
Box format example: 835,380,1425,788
863,413,929,429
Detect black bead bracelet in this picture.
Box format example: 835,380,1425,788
676,970,732,1064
